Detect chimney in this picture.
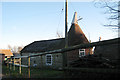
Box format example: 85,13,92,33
99,37,101,41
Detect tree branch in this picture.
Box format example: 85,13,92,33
104,2,120,12
104,24,119,27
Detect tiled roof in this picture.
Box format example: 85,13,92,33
0,49,13,56
13,53,21,57
21,38,65,53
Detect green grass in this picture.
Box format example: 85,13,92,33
2,64,120,79
2,64,64,78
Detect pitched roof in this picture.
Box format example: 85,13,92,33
94,43,120,60
21,38,65,53
0,49,13,56
21,12,89,53
13,53,21,57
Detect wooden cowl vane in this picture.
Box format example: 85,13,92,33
68,12,89,46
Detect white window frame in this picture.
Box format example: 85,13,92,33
79,49,85,57
46,54,52,65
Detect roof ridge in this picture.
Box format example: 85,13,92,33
34,38,65,43
0,49,11,50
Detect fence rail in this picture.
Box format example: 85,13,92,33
12,37,120,58
5,37,120,78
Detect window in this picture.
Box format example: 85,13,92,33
79,49,85,57
46,54,52,65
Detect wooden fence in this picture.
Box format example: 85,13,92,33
6,37,120,78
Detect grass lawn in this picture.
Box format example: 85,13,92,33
2,64,64,78
2,64,120,79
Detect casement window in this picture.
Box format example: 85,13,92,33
79,49,85,57
46,54,52,65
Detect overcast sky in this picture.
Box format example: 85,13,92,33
0,0,118,49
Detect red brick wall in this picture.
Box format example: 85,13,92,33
85,48,93,55
67,48,92,65
67,49,79,62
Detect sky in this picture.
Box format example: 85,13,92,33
0,0,118,49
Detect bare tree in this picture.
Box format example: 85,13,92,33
94,0,120,30
18,46,23,53
8,45,24,53
8,45,13,52
56,30,63,38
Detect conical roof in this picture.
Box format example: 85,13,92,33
68,12,89,46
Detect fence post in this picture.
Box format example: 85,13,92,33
28,56,30,78
13,58,15,70
10,58,12,70
12,58,14,70
41,55,42,68
19,58,21,74
7,60,8,68
8,58,10,74
62,52,68,68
